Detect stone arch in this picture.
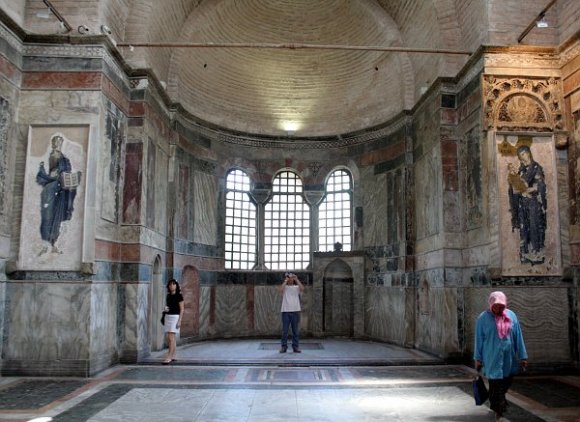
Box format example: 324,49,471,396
322,258,354,336
483,76,564,132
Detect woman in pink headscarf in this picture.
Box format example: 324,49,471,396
474,291,528,421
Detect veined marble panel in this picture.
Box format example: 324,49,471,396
364,286,407,344
198,286,211,337
193,171,217,246
90,283,118,356
415,288,458,355
361,168,388,247
415,147,441,240
5,282,90,360
254,286,282,335
464,287,571,363
121,282,150,359
214,285,249,337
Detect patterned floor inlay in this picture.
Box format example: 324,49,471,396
245,367,341,382
510,378,580,408
350,365,471,380
0,380,87,410
258,342,324,350
116,367,236,382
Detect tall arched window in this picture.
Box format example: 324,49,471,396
264,171,310,270
224,169,257,269
318,169,352,252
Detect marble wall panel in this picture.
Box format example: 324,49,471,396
361,167,388,247
18,126,88,271
120,282,150,360
4,282,90,360
90,283,117,357
464,287,571,363
415,147,441,241
214,285,250,337
0,281,5,360
254,285,282,335
145,141,156,228
136,282,150,356
193,170,218,246
154,143,168,234
364,286,407,345
122,143,142,224
415,288,458,356
198,286,211,337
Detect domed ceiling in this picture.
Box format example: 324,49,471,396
165,0,410,137
115,0,469,138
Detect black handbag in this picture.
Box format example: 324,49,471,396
473,373,489,405
160,312,166,325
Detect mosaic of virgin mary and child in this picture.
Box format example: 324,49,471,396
507,145,547,265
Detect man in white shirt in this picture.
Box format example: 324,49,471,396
279,272,305,353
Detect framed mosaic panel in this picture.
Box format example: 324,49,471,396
18,126,88,271
497,134,561,276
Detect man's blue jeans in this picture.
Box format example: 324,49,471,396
281,311,300,349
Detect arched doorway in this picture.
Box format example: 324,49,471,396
149,256,165,351
180,265,200,339
323,259,354,337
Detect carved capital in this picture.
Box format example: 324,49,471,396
304,190,325,206
250,188,270,204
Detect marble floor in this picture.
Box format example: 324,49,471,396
0,339,579,422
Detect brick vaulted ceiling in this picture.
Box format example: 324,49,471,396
22,0,572,137
115,0,473,137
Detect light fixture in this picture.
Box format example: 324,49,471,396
536,16,548,28
282,121,300,134
78,25,90,34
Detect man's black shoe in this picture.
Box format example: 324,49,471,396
293,348,302,353
279,347,287,353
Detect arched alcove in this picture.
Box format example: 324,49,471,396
322,259,354,337
180,265,200,339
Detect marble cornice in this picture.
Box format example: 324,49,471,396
175,111,413,150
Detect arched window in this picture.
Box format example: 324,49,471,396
318,169,352,252
224,169,257,269
264,171,310,270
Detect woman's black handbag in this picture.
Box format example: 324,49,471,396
473,374,489,405
160,312,166,325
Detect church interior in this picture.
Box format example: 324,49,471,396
0,0,579,419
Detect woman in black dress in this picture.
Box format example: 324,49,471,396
163,279,184,364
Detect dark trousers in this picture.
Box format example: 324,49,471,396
281,312,300,349
489,376,513,416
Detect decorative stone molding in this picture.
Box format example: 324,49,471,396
210,115,412,150
483,76,563,132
